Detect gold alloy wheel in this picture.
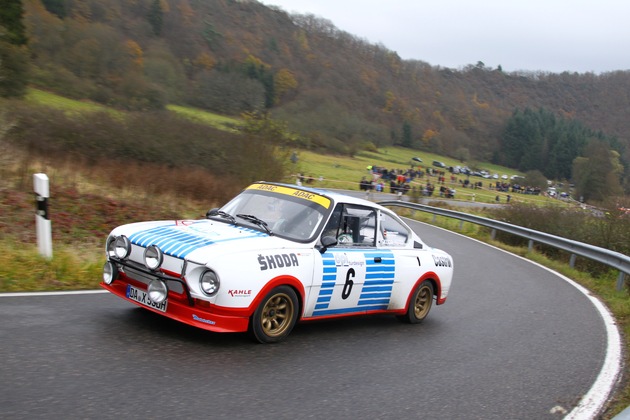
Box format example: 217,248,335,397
413,283,433,319
261,292,295,337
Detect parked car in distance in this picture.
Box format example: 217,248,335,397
432,160,446,168
101,182,455,343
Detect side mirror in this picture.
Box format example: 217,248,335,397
206,208,219,219
319,235,338,254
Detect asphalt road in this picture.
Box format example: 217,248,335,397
0,222,618,420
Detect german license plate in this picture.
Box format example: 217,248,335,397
126,284,167,312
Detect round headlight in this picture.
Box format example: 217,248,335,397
113,236,131,259
200,270,220,296
148,279,168,304
103,261,118,285
143,245,163,270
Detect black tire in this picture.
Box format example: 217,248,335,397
249,286,299,343
397,280,434,324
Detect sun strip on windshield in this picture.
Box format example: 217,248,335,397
247,183,331,209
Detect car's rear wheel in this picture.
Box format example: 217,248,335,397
398,280,434,323
249,286,298,343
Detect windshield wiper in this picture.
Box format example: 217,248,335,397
236,214,271,234
206,208,236,224
216,211,236,224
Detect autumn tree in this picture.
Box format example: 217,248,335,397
401,121,412,147
1,0,27,45
241,111,291,145
274,68,298,104
148,0,163,36
524,170,548,190
41,0,66,18
0,42,29,97
243,55,275,108
0,0,29,97
189,69,265,114
143,45,187,103
572,139,623,202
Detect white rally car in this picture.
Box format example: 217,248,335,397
101,182,454,343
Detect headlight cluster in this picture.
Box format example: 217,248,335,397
104,235,168,287
107,235,165,271
104,235,220,302
200,270,220,296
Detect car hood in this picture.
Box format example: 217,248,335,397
110,219,296,261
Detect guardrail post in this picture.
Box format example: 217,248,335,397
617,272,626,291
33,173,53,259
459,220,464,230
528,240,534,253
491,229,496,240
569,254,577,269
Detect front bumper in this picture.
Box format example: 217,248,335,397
100,274,250,333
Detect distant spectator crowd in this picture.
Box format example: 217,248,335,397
360,165,457,197
358,164,547,199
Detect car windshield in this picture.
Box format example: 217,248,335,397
220,184,331,242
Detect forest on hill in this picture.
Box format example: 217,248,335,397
1,0,629,199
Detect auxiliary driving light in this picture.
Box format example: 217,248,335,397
103,261,118,285
143,245,163,270
148,279,168,304
113,236,131,259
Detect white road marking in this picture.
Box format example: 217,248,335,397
0,290,107,297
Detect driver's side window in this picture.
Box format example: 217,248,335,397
321,204,376,247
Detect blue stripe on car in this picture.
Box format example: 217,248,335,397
128,223,266,259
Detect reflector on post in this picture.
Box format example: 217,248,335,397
33,173,52,259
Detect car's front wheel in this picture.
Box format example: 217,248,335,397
249,286,298,343
397,280,434,323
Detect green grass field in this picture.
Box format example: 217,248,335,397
25,88,123,117
291,148,567,206
166,104,242,132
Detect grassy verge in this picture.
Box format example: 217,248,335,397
0,238,104,291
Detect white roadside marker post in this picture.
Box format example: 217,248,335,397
33,173,53,259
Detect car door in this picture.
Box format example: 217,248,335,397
306,204,395,318
378,209,426,310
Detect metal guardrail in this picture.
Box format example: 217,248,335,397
378,200,630,291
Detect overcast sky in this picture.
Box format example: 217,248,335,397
259,0,630,74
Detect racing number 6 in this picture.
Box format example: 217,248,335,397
341,268,355,299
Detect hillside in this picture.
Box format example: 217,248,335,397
9,0,629,191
